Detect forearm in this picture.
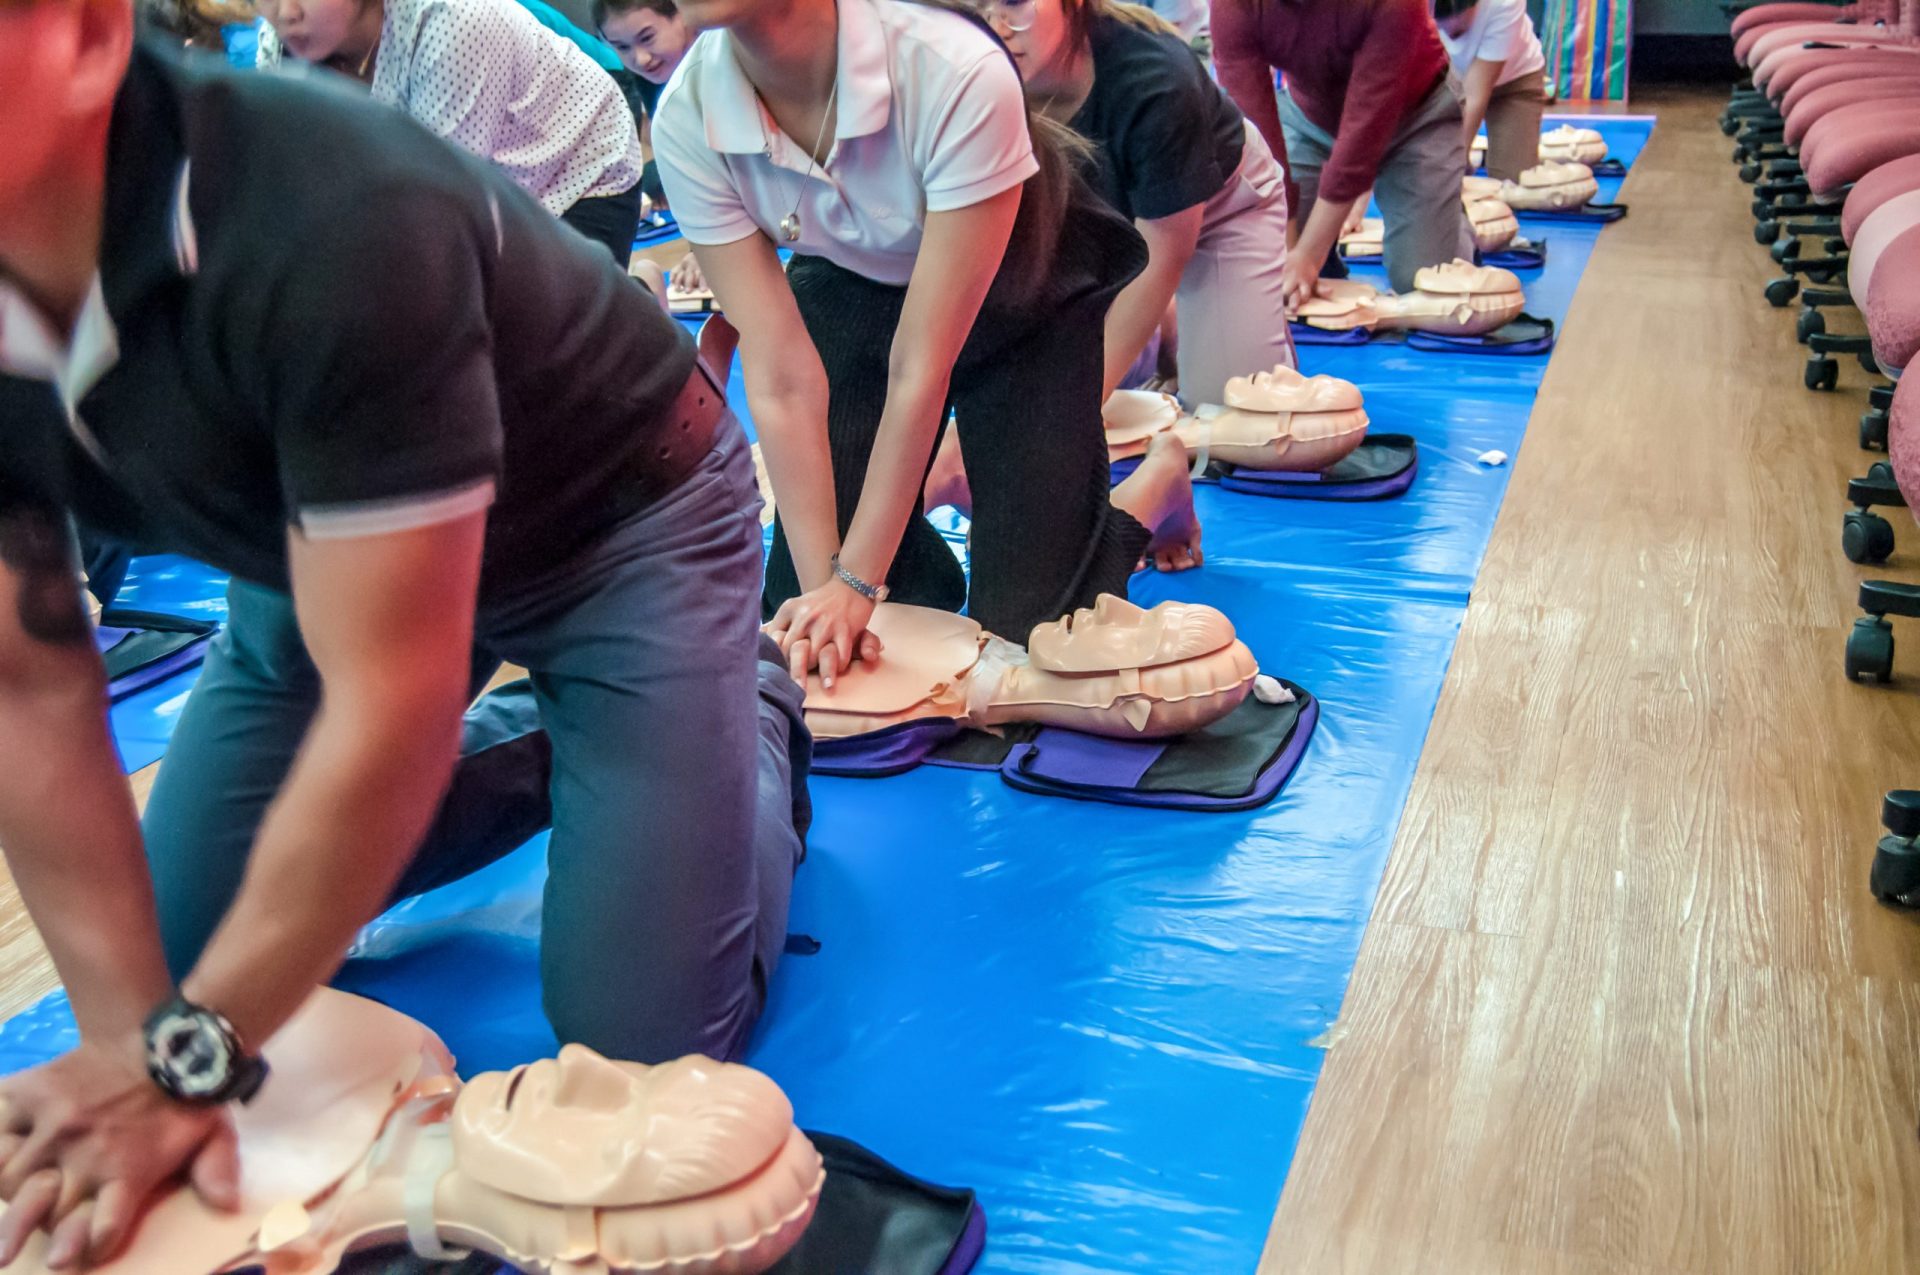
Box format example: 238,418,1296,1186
1460,64,1501,151
182,689,464,1049
838,365,951,585
1294,197,1349,280
752,382,841,593
1103,254,1187,401
0,677,169,1045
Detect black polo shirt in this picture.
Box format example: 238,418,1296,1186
0,40,699,600
1069,14,1248,222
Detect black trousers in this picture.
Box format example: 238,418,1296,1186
765,200,1154,642
561,182,643,268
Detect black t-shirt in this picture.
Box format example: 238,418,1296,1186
0,40,699,600
1069,14,1248,222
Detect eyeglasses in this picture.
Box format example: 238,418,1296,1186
974,0,1037,33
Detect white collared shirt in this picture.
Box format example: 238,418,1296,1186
260,0,641,215
1439,0,1547,87
651,0,1039,287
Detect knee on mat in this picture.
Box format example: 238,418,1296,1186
542,978,765,1065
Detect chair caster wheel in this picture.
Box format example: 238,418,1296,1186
1771,235,1800,262
1756,219,1780,245
1872,836,1920,906
1735,144,1751,164
1847,616,1895,683
1722,116,1741,136
1805,357,1838,391
1862,351,1882,375
1766,278,1800,307
1740,161,1762,183
1797,309,1825,343
1862,410,1889,451
1844,510,1895,564
1869,460,1894,484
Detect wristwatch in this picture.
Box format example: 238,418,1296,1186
142,996,270,1106
830,554,889,604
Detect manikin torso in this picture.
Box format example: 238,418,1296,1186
1294,260,1526,337
802,596,1264,742
1104,367,1370,474
2,992,821,1275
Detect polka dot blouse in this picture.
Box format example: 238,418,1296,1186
259,0,643,215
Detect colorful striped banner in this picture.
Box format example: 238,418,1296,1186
1542,0,1634,101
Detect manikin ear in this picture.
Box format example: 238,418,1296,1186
64,0,136,121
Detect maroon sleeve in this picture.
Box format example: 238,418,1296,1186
1211,0,1294,209
1317,0,1448,205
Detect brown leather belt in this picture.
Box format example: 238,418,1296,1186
636,356,729,506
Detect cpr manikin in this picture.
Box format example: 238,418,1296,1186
1538,125,1609,165
1460,178,1521,253
802,596,1268,742
1104,368,1370,474
1293,260,1527,337
1,992,821,1275
1470,125,1606,169
1495,161,1600,212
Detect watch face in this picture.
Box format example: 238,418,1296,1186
147,1008,233,1100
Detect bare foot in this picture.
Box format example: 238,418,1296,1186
923,425,973,515
1112,432,1203,572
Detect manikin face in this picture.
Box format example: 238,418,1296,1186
454,1045,795,1208
256,0,364,62
983,0,1071,84
600,6,692,82
1026,596,1237,673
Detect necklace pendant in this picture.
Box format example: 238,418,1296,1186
780,213,801,243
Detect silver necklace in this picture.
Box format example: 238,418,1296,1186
779,76,840,244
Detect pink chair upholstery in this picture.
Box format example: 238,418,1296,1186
1844,153,1920,240
1802,103,1920,192
1781,55,1920,112
1786,78,1920,142
1865,228,1920,374
1745,14,1897,65
1889,353,1920,510
1734,1,1851,37
1850,188,1920,309
1757,30,1909,88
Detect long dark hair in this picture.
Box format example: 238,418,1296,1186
902,0,1091,300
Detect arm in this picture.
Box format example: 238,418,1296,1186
695,233,839,595
1103,206,1204,399
0,504,170,1052
1210,1,1292,208
1458,57,1503,155
180,514,485,1050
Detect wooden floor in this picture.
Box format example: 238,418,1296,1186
1259,87,1920,1274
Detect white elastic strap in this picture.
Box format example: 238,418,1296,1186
1188,418,1211,479
403,1126,469,1262
964,636,1024,725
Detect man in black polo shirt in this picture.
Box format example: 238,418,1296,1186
0,8,807,1264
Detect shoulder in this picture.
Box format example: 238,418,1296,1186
175,57,497,255
653,31,722,135
1088,16,1210,112
868,0,1009,81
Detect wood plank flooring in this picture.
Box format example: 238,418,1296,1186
1258,87,1920,1274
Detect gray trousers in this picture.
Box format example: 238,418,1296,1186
1483,70,1548,182
1280,81,1476,293
142,416,812,1064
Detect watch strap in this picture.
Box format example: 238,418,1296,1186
830,554,888,603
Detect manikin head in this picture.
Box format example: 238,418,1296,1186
1431,0,1478,40
1026,595,1237,674
455,1046,796,1208
1413,258,1522,294
0,0,133,246
254,0,380,63
593,0,693,82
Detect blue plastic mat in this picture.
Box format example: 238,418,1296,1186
32,119,1656,1273
104,556,228,773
